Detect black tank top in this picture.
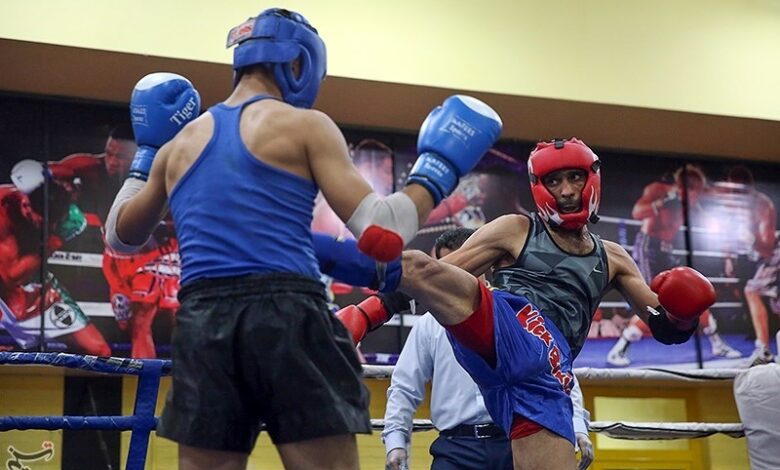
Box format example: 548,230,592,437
492,213,610,357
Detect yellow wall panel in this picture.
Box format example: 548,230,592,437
1,0,779,121
0,374,64,469
693,387,750,470
0,369,752,469
594,396,690,451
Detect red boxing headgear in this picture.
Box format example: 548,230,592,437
527,138,601,230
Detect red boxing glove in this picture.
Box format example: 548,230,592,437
651,267,716,328
357,225,403,262
336,292,414,344
336,296,390,345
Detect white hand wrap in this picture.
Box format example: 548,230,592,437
346,192,419,246
105,178,149,253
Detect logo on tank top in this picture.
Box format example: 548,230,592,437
515,304,573,393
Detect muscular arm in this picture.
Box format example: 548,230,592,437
632,183,669,220
49,153,103,181
113,144,170,246
439,214,529,277
0,247,39,286
306,111,433,229
604,240,659,325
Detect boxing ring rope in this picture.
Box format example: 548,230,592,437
364,365,746,439
0,354,746,470
0,352,168,470
362,365,742,381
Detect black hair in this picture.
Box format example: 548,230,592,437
726,165,754,186
107,124,134,142
434,227,476,259
27,182,71,225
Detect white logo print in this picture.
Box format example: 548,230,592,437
588,190,599,216
538,203,563,225
169,96,198,126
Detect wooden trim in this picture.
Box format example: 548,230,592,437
2,38,779,163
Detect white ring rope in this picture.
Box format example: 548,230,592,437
0,355,746,441
363,365,746,440
571,367,741,381
369,419,745,439
588,421,744,439
363,365,742,381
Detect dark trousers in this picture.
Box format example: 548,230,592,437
430,434,513,470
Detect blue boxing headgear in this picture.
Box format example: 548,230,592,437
227,8,326,109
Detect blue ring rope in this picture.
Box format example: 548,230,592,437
0,352,171,470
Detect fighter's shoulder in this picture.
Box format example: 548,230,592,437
488,213,530,232
178,112,214,139
0,184,16,199
756,190,775,209
643,181,670,195
470,214,529,251
58,153,103,165
165,113,214,153
296,107,340,136
602,239,632,266
488,214,531,240
0,187,19,231
257,104,338,142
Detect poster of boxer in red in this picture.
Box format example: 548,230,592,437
0,97,178,358
2,95,779,368
579,157,780,369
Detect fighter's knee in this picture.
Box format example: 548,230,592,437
402,250,444,282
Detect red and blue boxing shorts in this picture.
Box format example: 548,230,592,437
445,283,576,444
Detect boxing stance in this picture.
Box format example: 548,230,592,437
383,228,594,470
333,139,715,470
39,126,136,222
105,8,501,470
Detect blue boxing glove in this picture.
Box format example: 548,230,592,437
128,72,201,181
407,95,502,205
313,233,402,292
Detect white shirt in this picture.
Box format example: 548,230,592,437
382,312,590,453
734,363,780,470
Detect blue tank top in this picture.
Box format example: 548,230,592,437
169,95,321,285
491,213,609,357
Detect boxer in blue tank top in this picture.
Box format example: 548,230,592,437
105,8,503,469
333,138,718,470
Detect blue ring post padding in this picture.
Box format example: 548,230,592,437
0,352,171,470
126,360,164,470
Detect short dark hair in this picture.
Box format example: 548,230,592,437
727,165,754,186
434,227,476,259
107,124,134,141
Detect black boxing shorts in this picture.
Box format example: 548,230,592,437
157,273,371,452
